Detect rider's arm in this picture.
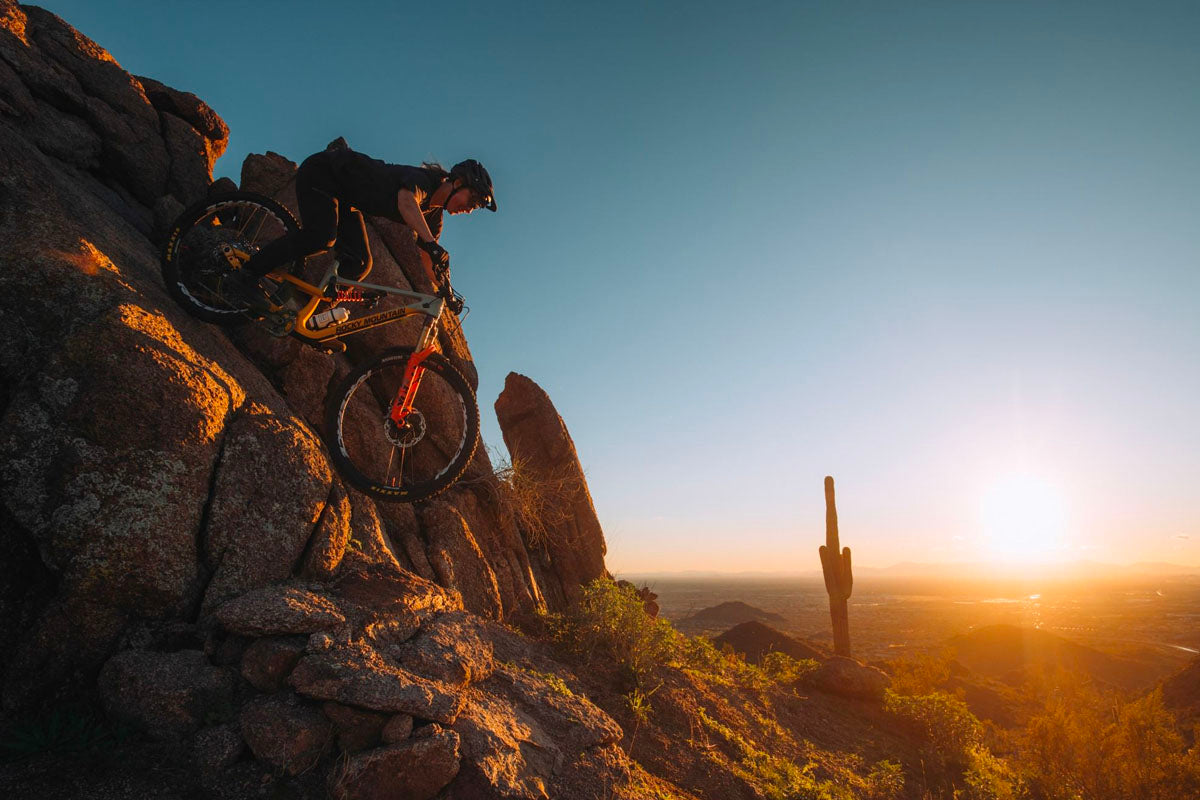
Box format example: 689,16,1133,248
396,189,437,244
396,189,442,288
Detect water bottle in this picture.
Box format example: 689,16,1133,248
306,307,350,330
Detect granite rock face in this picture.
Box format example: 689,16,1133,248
0,0,609,716
0,5,628,797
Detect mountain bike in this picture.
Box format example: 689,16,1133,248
160,191,479,503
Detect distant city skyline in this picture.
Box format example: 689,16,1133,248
43,0,1200,572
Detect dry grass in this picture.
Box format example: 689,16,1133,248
485,450,585,548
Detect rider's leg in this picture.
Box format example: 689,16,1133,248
334,207,372,281
241,156,339,278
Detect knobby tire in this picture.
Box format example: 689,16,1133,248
326,348,480,503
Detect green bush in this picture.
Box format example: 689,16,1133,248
553,578,681,688
1019,684,1200,800
679,634,766,688
887,648,957,696
550,579,815,694
883,689,983,760
961,745,1025,800
863,759,905,800
761,651,819,684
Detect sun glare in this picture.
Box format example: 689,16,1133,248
978,473,1069,563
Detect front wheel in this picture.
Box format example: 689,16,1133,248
326,349,480,503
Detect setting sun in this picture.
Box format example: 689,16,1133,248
979,473,1070,563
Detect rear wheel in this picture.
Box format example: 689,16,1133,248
326,349,480,503
160,192,301,324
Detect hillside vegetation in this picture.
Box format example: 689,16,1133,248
534,579,1200,800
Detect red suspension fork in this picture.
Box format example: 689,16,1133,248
388,345,437,424
388,306,444,424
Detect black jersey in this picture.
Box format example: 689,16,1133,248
319,149,443,221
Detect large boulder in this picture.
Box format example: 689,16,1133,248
0,3,223,210
804,656,891,701
97,649,235,740
240,691,333,775
214,583,347,637
0,0,283,708
395,610,495,686
494,373,608,608
289,641,465,725
332,728,461,800
200,403,333,611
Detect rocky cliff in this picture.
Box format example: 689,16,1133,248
0,3,624,796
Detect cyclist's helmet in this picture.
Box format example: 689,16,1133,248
450,159,497,212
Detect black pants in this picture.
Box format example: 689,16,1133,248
243,151,372,280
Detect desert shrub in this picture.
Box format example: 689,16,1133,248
627,686,657,725
696,707,820,799
554,578,681,687
1018,683,1200,800
960,746,1025,800
760,651,819,684
863,759,905,800
679,635,767,688
888,648,957,696
500,661,575,697
551,580,820,694
884,689,983,761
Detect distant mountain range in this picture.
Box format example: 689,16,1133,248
619,561,1200,582
948,623,1168,691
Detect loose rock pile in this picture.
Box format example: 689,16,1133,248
96,564,630,798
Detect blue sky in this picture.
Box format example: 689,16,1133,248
44,1,1200,570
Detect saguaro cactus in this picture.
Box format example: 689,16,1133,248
819,475,853,656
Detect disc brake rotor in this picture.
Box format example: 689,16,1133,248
385,410,426,448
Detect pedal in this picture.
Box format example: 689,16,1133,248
262,309,297,337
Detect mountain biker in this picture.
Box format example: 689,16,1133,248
231,146,496,300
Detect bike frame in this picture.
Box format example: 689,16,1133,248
265,260,447,425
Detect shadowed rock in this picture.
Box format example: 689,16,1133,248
332,728,461,800
192,722,244,774
419,500,503,619
98,649,234,740
240,635,308,692
323,701,388,753
201,404,333,611
240,691,332,775
380,713,414,743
